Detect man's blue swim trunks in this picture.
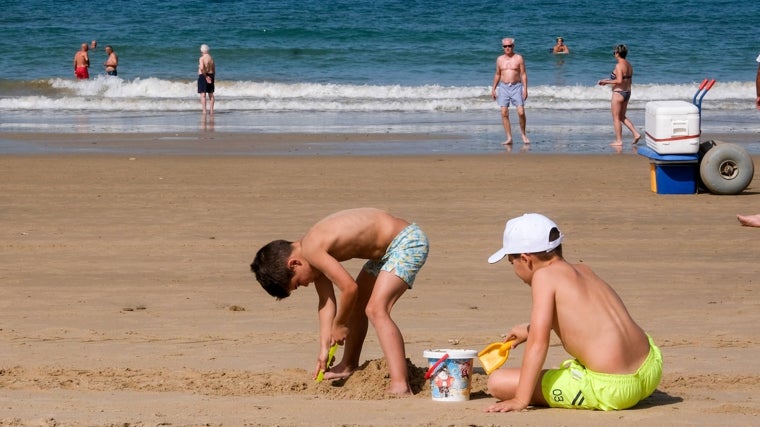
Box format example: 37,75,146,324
363,223,429,288
497,82,525,108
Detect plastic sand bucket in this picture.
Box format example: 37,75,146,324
423,349,478,402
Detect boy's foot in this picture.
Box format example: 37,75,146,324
386,383,413,396
322,365,354,380
521,134,530,144
501,139,513,145
633,134,642,144
609,141,623,146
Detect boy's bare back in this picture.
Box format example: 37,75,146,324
531,259,650,374
300,208,409,263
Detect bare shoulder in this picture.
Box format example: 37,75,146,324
533,259,593,291
572,262,594,274
309,208,397,237
304,208,406,260
322,207,388,221
567,262,605,286
530,260,568,287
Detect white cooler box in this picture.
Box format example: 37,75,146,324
645,100,700,154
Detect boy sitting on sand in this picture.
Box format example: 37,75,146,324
250,208,429,395
484,213,662,412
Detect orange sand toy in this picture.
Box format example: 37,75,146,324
477,340,515,374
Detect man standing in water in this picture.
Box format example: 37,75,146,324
73,43,90,79
104,45,118,76
198,44,216,115
491,37,529,146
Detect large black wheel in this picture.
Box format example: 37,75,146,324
699,142,754,195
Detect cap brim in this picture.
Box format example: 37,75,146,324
488,248,508,264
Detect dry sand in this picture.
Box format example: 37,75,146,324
1,133,759,426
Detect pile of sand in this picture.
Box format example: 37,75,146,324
0,358,491,401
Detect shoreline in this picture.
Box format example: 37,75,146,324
1,129,758,157
2,105,758,156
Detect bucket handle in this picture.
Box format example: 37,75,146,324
424,353,449,379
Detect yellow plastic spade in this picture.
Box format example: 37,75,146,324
315,343,339,383
477,340,515,375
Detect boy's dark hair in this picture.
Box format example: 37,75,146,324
250,239,294,299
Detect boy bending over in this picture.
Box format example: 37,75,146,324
485,213,662,412
251,208,429,395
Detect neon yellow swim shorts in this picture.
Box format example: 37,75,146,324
541,335,662,410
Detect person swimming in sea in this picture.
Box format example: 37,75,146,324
552,37,569,54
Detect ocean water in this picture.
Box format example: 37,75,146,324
1,0,758,154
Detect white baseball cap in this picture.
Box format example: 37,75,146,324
488,213,563,264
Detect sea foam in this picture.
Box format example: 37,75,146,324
0,75,754,113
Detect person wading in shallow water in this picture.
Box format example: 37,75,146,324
491,37,530,146
597,44,642,147
73,43,90,79
197,44,216,115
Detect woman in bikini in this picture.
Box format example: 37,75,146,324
598,44,642,147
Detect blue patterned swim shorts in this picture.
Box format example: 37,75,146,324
362,223,429,288
497,81,525,107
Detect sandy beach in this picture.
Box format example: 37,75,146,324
1,132,759,426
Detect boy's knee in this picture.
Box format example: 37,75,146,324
486,374,507,399
486,369,519,400
364,301,388,322
364,303,380,319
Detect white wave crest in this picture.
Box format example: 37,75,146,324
1,76,754,113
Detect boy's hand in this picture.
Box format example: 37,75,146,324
314,358,326,380
484,397,529,413
504,323,530,347
313,344,334,380
332,324,349,345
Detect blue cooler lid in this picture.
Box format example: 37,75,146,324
637,145,699,161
